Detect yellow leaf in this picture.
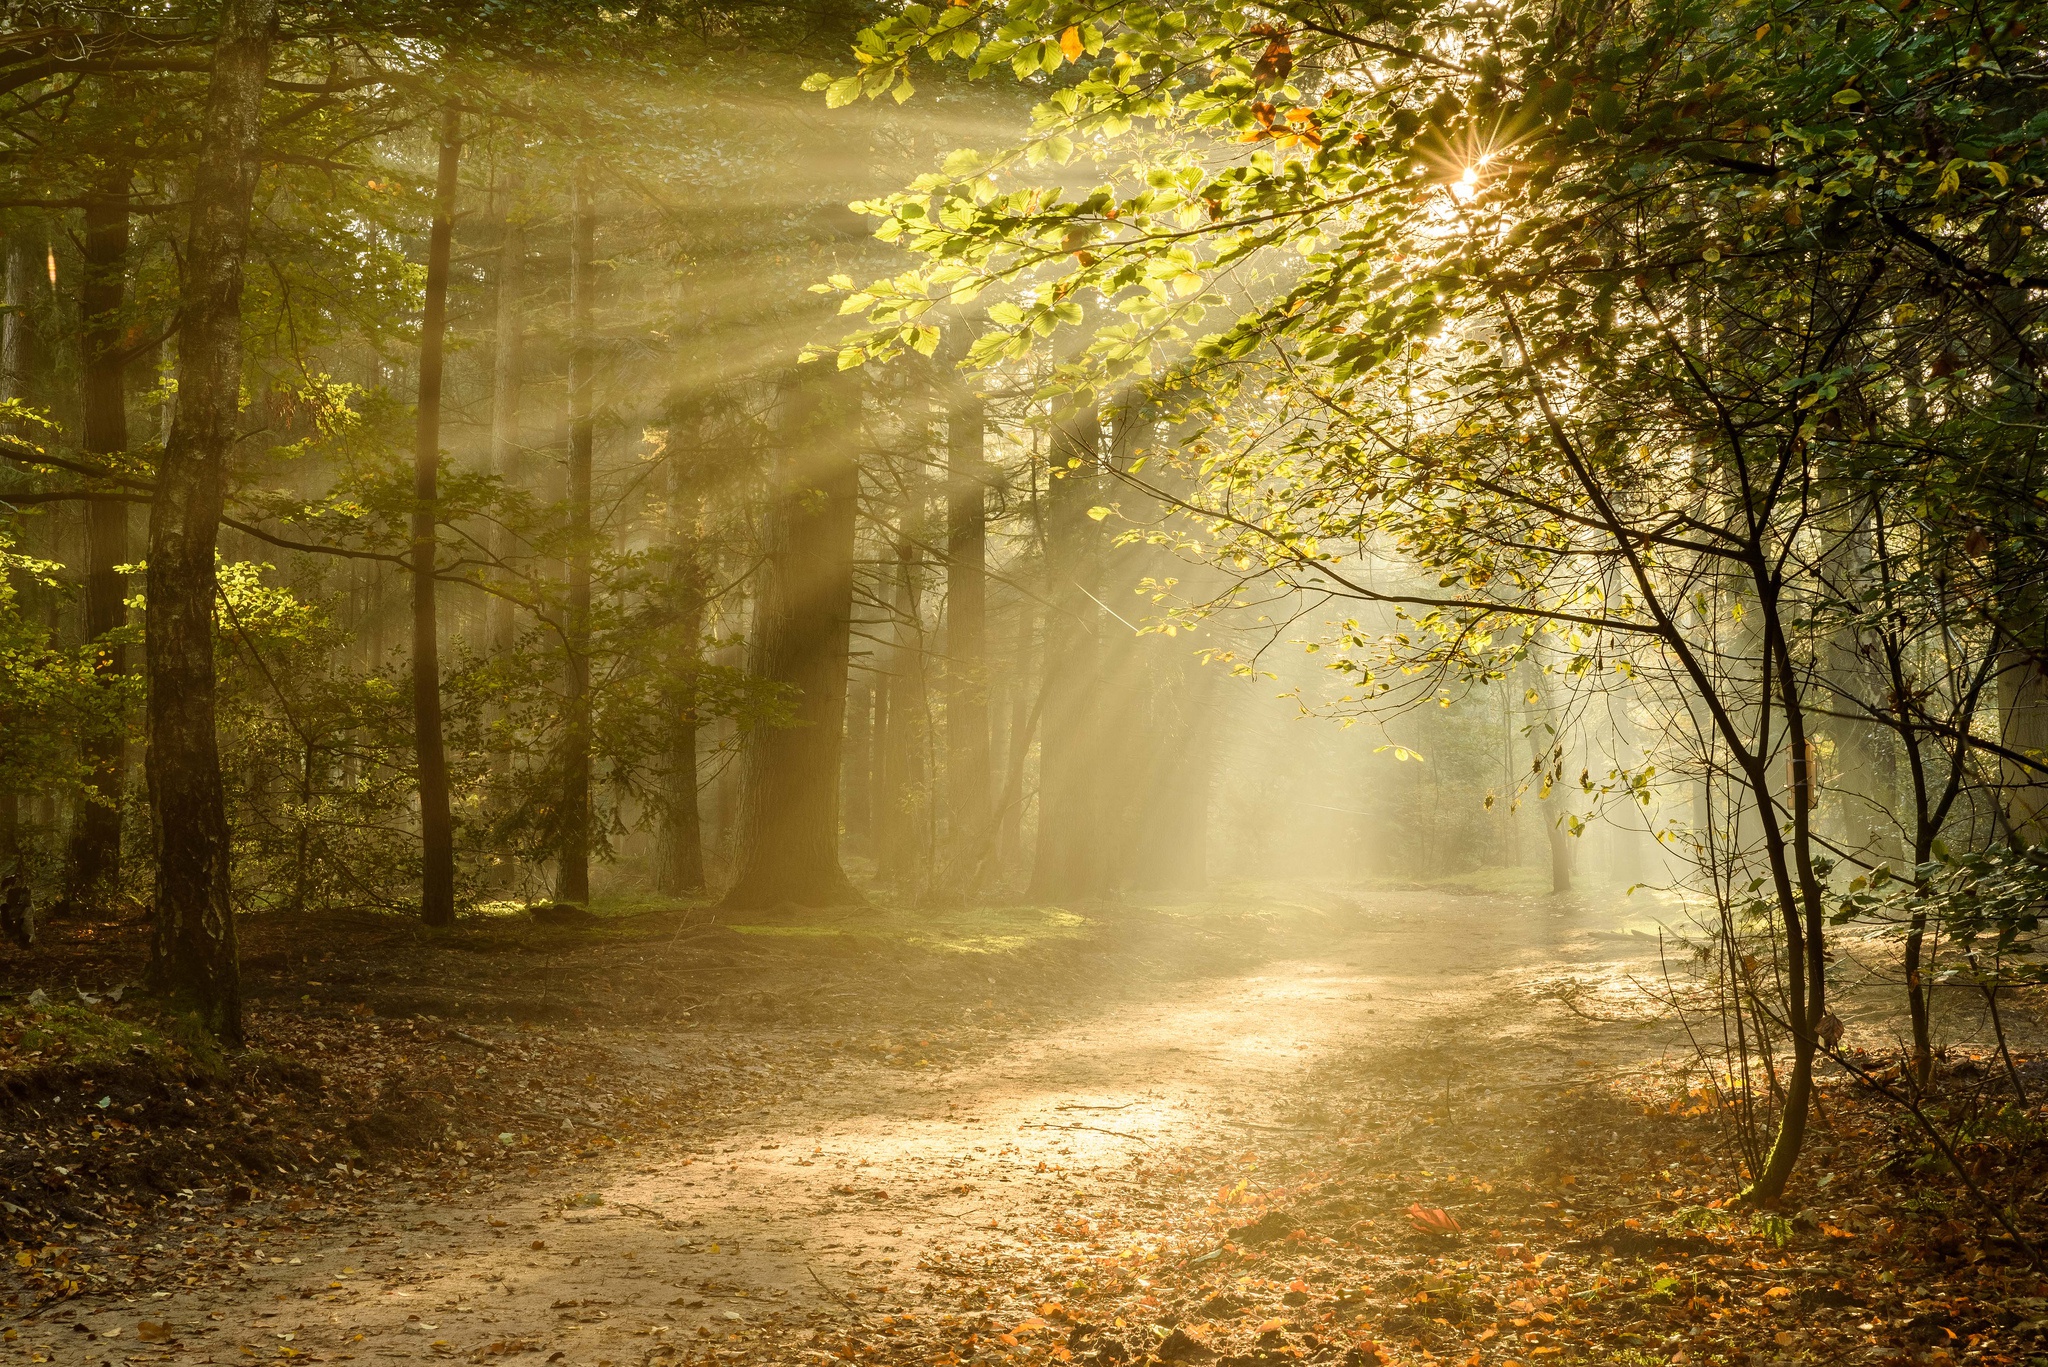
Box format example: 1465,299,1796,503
1258,1319,1287,1334
1059,26,1083,61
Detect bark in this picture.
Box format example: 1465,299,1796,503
1522,660,1573,894
995,602,1037,876
943,356,990,888
411,108,460,927
877,518,925,884
843,678,872,853
656,419,706,896
1998,648,2048,847
145,0,277,1045
557,168,595,904
718,366,862,909
0,228,33,875
2,225,34,403
1028,403,1112,902
486,162,523,670
63,171,134,907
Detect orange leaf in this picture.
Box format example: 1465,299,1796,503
1407,1203,1462,1235
1059,26,1083,61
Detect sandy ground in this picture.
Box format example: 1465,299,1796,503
11,886,2023,1365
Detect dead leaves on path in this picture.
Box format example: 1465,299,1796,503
1405,1204,1461,1236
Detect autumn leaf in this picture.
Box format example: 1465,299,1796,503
1252,34,1292,86
1059,26,1084,62
1407,1203,1461,1235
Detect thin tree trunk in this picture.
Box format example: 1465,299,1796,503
719,366,862,909
943,358,989,891
557,168,595,904
1522,659,1573,894
657,420,706,896
65,169,134,909
0,227,37,876
486,162,523,672
412,107,460,927
1028,403,1111,901
878,519,925,883
843,678,872,854
145,0,277,1045
996,601,1037,875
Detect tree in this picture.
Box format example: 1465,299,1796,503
557,165,596,906
942,339,991,889
411,106,461,928
1027,401,1110,902
719,365,863,909
145,0,278,1044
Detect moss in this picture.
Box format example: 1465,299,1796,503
0,997,172,1069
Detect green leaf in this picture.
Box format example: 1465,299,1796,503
825,76,862,109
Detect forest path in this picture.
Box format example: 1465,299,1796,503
23,891,1679,1365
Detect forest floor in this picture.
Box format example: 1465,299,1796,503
3,885,2047,1367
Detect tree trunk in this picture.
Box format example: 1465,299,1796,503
996,601,1037,876
943,358,990,890
718,366,862,909
66,171,135,909
877,520,925,884
144,0,277,1046
657,419,706,896
557,168,595,904
486,162,523,672
1998,647,2048,847
412,108,460,927
843,677,873,854
1028,403,1112,902
0,227,37,877
1522,659,1573,894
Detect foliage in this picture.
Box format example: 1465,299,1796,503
0,524,136,831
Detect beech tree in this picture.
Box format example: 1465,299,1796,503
145,0,278,1043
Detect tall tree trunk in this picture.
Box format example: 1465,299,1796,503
1522,659,1573,894
0,227,38,876
145,0,277,1045
412,108,460,927
657,416,706,896
943,358,989,891
718,366,862,909
65,170,134,909
995,601,1037,876
1028,403,1111,901
486,162,523,672
557,168,595,904
877,520,925,884
843,677,873,854
1998,649,2048,847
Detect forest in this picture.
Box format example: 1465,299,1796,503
1,0,2046,1361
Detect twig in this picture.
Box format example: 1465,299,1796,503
806,1262,873,1325
1034,1123,1153,1145
1820,1043,2045,1272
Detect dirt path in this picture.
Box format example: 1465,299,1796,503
4,892,1689,1365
